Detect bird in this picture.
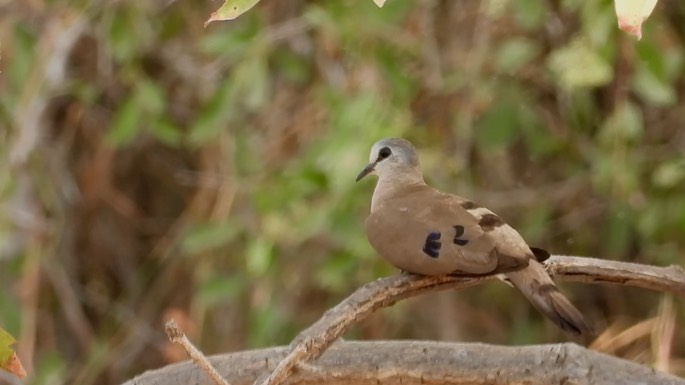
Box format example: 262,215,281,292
356,137,592,335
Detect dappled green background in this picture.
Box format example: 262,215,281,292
1,0,685,384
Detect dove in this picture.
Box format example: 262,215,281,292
356,138,591,335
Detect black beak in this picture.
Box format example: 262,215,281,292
355,162,376,182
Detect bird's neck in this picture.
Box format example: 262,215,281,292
371,173,426,212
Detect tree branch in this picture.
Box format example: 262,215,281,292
122,255,685,385
123,340,685,385
546,255,685,295
257,255,685,385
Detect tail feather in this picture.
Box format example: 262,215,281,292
505,260,593,335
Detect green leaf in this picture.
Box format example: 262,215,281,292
196,275,244,306
581,1,616,46
7,25,35,92
604,206,633,254
189,81,235,144
107,96,142,146
137,79,165,115
205,0,261,26
181,222,240,254
0,327,15,363
274,51,310,85
0,327,24,378
636,39,669,80
598,101,643,144
108,7,141,61
315,251,358,292
591,150,641,198
495,38,541,74
653,160,685,189
200,20,259,58
548,37,613,89
637,203,662,239
245,238,274,277
248,304,284,347
236,55,269,111
632,64,676,107
520,205,552,242
475,100,520,149
519,106,560,157
151,118,182,146
512,0,546,30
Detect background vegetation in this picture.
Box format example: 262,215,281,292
1,0,685,384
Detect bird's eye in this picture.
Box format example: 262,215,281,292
378,147,392,160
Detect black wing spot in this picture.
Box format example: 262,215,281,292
422,232,441,258
479,213,505,232
453,225,469,246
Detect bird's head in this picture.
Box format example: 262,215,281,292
356,138,422,182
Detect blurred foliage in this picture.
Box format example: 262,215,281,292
1,0,685,384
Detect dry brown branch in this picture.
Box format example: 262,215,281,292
259,275,487,385
124,255,685,385
546,255,685,295
257,255,685,385
164,319,231,385
123,340,685,385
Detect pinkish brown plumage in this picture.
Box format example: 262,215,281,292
357,138,592,335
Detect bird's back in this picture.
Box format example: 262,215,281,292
365,184,530,276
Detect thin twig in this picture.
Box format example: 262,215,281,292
165,319,232,385
256,255,685,385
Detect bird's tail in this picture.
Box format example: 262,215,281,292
505,260,592,335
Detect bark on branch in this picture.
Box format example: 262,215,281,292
122,255,685,385
123,341,685,385
546,255,685,295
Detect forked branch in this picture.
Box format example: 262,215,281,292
257,255,685,385
123,255,685,385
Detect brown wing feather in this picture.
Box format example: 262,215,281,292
365,187,527,275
